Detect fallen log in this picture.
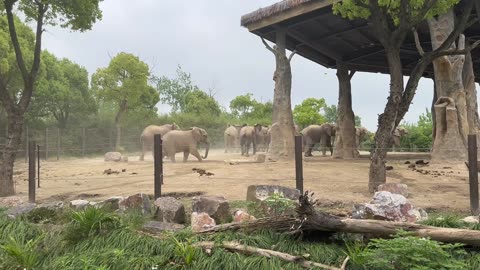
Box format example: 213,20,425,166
201,192,480,246
195,241,349,270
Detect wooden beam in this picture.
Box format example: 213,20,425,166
245,0,332,32
286,28,342,61
342,46,384,62
312,24,369,42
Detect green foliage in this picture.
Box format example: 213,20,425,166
400,109,433,152
155,65,199,112
184,89,221,116
64,207,121,243
0,234,44,270
263,192,296,217
229,93,273,125
420,214,464,228
358,231,467,270
293,98,326,127
324,104,362,126
169,234,198,266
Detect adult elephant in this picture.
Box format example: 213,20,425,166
255,125,270,152
139,123,178,161
162,127,210,162
301,123,336,157
355,127,369,150
240,124,262,156
392,127,408,151
224,124,244,153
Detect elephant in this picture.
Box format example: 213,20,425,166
392,127,408,151
355,127,369,150
255,125,270,152
240,124,262,156
301,123,336,157
139,123,179,161
294,123,300,134
161,127,210,162
224,124,244,153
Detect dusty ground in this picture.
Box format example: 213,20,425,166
10,149,471,213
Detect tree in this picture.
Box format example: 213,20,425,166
92,52,158,150
334,0,477,192
293,98,326,127
229,93,257,117
229,93,273,123
0,1,102,197
184,89,221,116
31,51,96,128
400,109,433,152
155,65,199,113
324,104,362,126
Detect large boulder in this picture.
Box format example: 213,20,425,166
36,201,64,211
377,183,409,197
6,203,36,219
69,200,90,210
192,195,230,224
246,185,300,202
0,196,24,208
104,152,127,162
191,212,216,232
142,221,185,233
352,191,427,223
119,193,151,215
96,196,124,211
233,210,256,223
153,197,186,224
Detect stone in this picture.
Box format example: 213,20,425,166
246,185,300,202
6,203,36,219
462,216,479,224
96,196,124,211
233,210,256,223
153,197,186,224
69,200,90,210
192,195,231,224
104,152,122,162
191,212,216,232
121,155,128,162
142,221,185,233
36,201,64,211
377,183,409,197
0,196,24,208
119,193,151,215
351,191,428,223
255,154,266,163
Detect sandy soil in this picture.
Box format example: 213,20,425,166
10,149,471,213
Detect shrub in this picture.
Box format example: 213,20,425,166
64,207,121,243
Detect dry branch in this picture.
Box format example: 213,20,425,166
195,241,349,270
412,28,425,55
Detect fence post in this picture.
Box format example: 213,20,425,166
56,128,60,161
468,134,479,215
37,144,40,188
28,141,36,203
154,134,163,199
24,125,28,163
82,128,86,157
294,135,304,194
45,128,48,160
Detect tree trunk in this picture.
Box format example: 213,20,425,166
0,113,24,197
114,102,126,151
268,29,295,160
429,10,469,162
463,50,480,136
369,49,404,193
333,61,357,159
432,80,437,141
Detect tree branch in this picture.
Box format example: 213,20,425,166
434,1,474,53
348,70,356,80
261,37,275,54
4,0,28,83
412,28,425,56
288,50,297,62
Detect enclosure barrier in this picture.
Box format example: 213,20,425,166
154,134,163,199
468,134,479,215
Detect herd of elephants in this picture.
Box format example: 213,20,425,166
138,123,409,162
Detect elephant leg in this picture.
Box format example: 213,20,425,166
253,140,256,155
170,154,176,163
190,148,203,162
183,151,189,162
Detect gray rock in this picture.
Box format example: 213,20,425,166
246,185,300,202
191,212,216,232
377,183,409,197
69,200,90,210
119,193,151,215
462,216,479,224
104,152,123,162
0,196,24,208
6,203,36,218
37,201,64,211
153,197,186,224
142,221,185,233
192,195,231,224
96,196,124,211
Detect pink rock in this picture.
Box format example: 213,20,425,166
191,212,216,232
233,210,256,223
0,196,24,208
119,193,151,214
378,183,409,197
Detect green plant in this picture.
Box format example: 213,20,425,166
344,240,368,267
64,206,121,243
25,207,62,224
170,234,198,266
360,231,467,270
119,209,147,230
420,214,464,228
263,193,296,218
0,234,44,270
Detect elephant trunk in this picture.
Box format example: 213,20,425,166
203,141,210,159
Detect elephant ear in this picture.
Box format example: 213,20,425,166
191,127,202,142
254,124,262,133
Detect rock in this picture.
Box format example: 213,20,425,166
246,185,300,202
119,193,151,215
192,195,230,224
36,201,64,211
6,203,36,218
385,166,394,170
121,155,128,162
69,200,90,210
233,210,256,223
462,216,479,224
96,196,124,211
153,197,186,224
142,221,185,233
255,154,266,163
351,191,427,223
191,212,216,232
404,161,411,164
0,196,24,208
377,183,409,197
104,152,122,162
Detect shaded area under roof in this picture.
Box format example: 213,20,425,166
241,0,480,82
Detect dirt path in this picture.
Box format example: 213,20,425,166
11,149,470,213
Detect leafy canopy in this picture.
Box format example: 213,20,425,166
184,89,222,116
229,93,272,124
155,65,199,113
324,104,362,126
293,98,327,127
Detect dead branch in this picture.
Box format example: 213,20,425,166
195,241,349,270
348,70,356,80
198,216,297,234
261,37,276,54
288,50,297,62
412,28,425,56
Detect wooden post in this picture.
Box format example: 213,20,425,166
45,128,48,160
468,134,479,215
24,125,28,163
56,128,60,161
154,134,163,199
28,141,36,203
37,144,40,188
295,135,304,193
82,127,86,157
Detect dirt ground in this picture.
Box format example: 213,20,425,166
10,149,471,213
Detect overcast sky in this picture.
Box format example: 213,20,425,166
41,0,447,131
